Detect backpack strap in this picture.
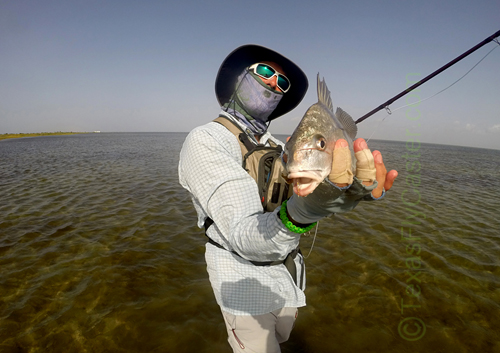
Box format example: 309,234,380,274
214,116,256,156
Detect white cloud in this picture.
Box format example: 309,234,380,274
465,123,476,131
487,124,500,133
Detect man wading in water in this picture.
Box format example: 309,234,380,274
179,45,398,352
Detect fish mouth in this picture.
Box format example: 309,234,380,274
286,171,324,197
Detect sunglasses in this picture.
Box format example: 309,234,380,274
248,63,291,93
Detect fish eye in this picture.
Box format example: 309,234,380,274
315,136,326,150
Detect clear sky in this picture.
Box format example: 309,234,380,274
1,0,499,149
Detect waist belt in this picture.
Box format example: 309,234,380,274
204,217,301,283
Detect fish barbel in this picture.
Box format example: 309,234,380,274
284,74,358,196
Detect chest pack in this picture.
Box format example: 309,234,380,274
214,116,293,212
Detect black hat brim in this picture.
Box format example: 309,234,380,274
215,44,308,121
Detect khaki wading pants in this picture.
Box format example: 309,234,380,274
221,307,298,353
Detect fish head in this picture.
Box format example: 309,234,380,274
284,103,337,197
284,74,358,197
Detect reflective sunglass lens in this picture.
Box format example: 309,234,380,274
277,76,290,91
256,64,275,79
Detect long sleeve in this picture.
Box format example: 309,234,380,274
178,121,300,262
179,121,307,316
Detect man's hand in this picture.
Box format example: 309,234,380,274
330,138,398,198
285,137,398,226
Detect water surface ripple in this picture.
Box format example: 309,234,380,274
1,133,499,352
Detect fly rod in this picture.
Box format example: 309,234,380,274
355,29,500,125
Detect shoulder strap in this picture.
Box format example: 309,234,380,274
214,116,256,156
214,115,245,134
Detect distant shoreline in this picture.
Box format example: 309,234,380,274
0,132,91,141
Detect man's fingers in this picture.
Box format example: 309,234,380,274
353,138,367,153
329,139,352,187
385,169,398,191
372,149,401,198
353,138,376,186
372,151,398,192
330,138,398,197
371,150,386,198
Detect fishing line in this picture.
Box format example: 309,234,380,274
366,43,499,143
303,221,319,259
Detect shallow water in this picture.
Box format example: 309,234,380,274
1,133,499,352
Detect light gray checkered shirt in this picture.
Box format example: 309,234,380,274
178,113,306,316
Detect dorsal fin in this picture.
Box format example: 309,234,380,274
336,107,358,140
317,73,334,112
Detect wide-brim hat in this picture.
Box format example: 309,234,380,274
215,44,308,121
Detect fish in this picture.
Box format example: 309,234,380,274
284,73,358,197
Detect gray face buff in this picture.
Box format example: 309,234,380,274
235,71,283,123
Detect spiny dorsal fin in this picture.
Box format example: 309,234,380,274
336,107,358,140
317,73,333,112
